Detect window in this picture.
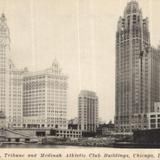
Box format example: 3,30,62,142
150,119,156,123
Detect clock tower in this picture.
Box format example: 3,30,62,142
0,13,10,124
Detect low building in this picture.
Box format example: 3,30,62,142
14,128,82,139
147,112,160,129
147,102,160,129
51,129,82,138
96,122,115,136
68,118,78,130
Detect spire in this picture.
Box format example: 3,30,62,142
128,0,137,3
51,58,62,74
0,13,6,23
52,58,59,67
124,0,139,16
128,0,138,6
0,13,10,46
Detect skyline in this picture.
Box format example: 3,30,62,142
0,0,160,122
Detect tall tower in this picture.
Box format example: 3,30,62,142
115,1,150,132
0,13,10,120
0,14,23,128
78,90,98,132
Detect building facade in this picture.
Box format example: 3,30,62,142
50,129,82,138
0,14,24,128
8,60,23,128
78,90,98,132
0,14,10,127
96,122,115,136
147,102,160,129
115,0,160,132
147,112,160,129
148,47,160,112
0,111,6,129
23,60,68,129
68,117,78,130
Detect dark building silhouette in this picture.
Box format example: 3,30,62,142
115,0,160,132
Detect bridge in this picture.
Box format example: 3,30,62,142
0,129,40,143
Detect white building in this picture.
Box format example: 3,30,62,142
23,60,68,129
8,60,24,128
147,102,160,129
0,14,23,128
78,90,98,132
0,14,10,127
52,129,82,138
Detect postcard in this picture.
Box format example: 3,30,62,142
0,0,159,159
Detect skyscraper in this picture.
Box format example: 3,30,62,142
0,14,10,121
115,0,155,132
78,90,98,132
0,14,24,128
148,47,160,113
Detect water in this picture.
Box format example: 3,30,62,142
0,144,93,148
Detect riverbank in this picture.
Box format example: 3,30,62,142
0,137,115,148
0,143,112,148
41,137,115,147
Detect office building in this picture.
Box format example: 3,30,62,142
0,14,23,128
78,90,98,132
23,60,68,129
8,60,24,128
147,102,160,129
148,47,160,112
0,14,10,127
115,0,160,132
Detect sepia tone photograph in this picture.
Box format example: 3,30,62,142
0,0,160,156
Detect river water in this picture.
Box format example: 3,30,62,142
0,144,97,148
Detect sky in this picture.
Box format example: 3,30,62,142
0,0,160,123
